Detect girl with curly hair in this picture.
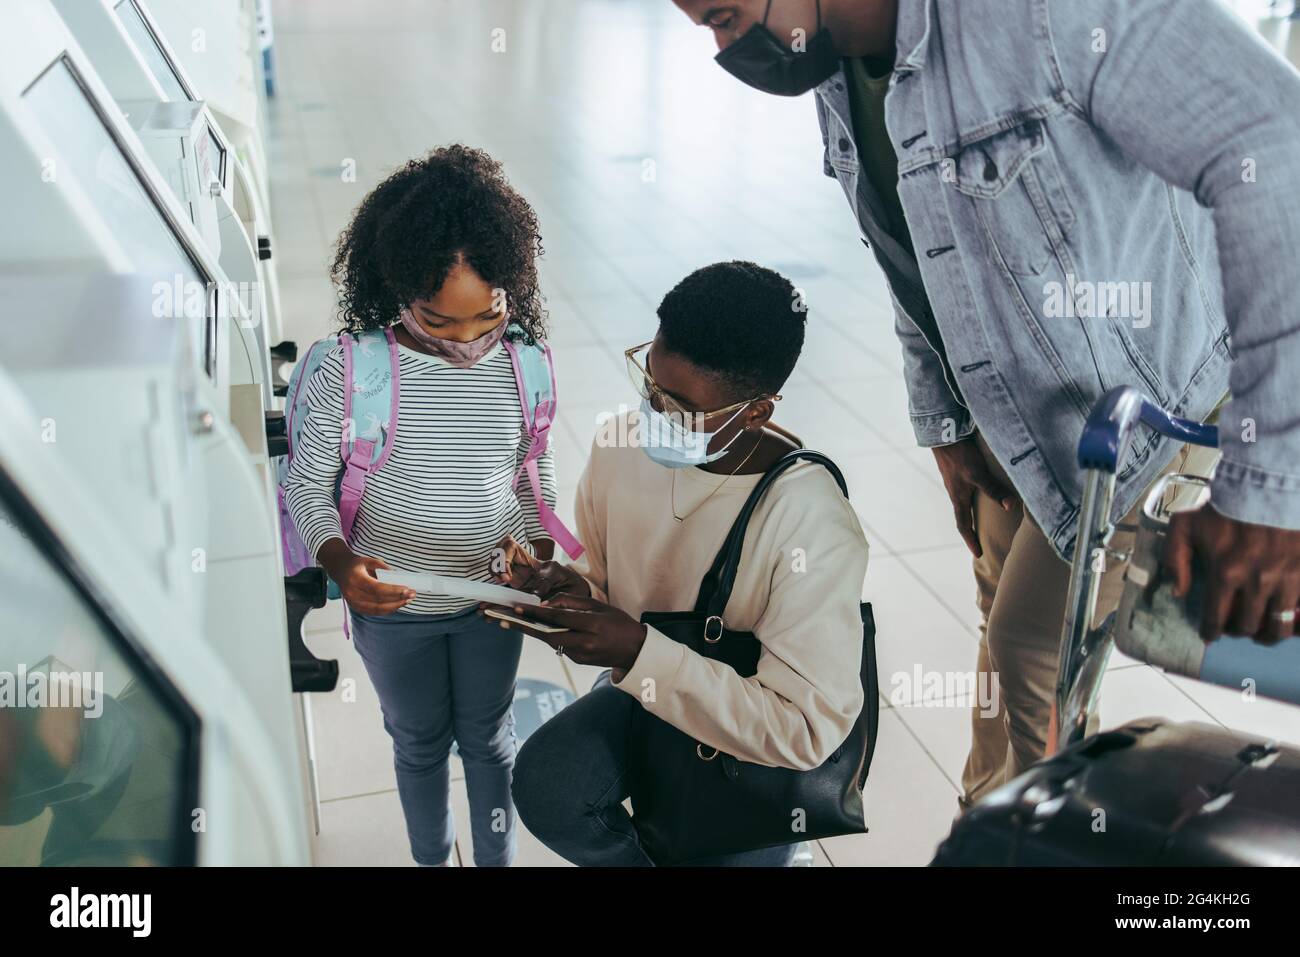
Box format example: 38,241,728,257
284,145,559,867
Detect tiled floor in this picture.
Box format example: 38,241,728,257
269,0,1300,867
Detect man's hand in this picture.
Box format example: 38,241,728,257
932,437,1019,558
318,538,414,615
480,593,646,672
488,534,591,601
1164,505,1300,644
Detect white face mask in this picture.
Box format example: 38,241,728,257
638,396,749,469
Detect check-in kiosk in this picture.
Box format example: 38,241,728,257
48,0,290,402
130,0,290,385
0,275,309,865
0,0,314,863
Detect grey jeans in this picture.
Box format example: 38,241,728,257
350,607,522,866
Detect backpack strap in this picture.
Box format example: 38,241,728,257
338,327,400,543
501,330,584,559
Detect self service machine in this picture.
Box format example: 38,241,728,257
0,0,314,864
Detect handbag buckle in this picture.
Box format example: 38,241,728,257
703,615,724,643
696,744,720,762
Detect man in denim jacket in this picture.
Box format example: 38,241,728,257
674,0,1300,806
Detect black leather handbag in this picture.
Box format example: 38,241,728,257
627,450,879,865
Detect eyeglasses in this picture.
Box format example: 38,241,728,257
624,340,781,427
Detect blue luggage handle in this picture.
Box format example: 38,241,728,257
1077,386,1219,474
1056,387,1222,749
1063,388,1300,721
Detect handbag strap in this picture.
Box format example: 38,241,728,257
693,450,849,618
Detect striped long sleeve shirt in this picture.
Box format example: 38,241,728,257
283,339,557,615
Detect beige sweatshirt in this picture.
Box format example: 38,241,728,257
568,414,870,771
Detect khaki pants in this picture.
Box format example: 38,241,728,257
958,434,1219,808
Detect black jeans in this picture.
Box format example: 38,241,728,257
511,671,796,867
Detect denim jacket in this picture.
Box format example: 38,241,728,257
815,0,1300,557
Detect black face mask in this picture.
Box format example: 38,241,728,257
714,0,840,97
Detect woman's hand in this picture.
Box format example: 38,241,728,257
481,593,646,672
488,534,591,600
318,538,414,615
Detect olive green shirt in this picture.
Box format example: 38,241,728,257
845,56,913,254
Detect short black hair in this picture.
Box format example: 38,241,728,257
656,261,805,398
331,144,546,342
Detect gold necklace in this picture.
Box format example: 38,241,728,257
671,434,762,523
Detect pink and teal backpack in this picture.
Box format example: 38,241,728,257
275,324,583,598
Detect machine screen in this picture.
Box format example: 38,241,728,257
23,58,212,375
0,478,198,866
113,0,191,102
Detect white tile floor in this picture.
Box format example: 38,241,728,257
269,0,1300,867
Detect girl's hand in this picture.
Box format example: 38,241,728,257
318,539,414,615
488,535,591,601
484,593,646,672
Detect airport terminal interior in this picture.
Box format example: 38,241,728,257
2,0,1299,869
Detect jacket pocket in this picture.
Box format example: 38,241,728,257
951,119,1075,278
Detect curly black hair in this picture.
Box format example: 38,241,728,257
657,261,806,398
331,144,546,342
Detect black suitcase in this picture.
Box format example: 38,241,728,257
932,719,1300,866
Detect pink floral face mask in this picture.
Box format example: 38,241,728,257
399,308,507,368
